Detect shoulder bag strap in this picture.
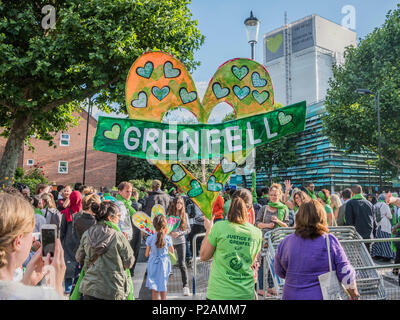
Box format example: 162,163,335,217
326,233,333,272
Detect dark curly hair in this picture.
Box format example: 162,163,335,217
91,201,119,222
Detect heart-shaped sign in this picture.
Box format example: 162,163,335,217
252,72,267,87
94,51,307,220
131,211,154,235
207,175,223,192
166,216,181,234
136,62,153,79
152,86,170,101
278,111,293,126
212,82,230,99
267,33,283,53
164,61,181,78
253,90,270,105
103,124,121,140
151,204,165,221
171,164,186,182
131,91,147,108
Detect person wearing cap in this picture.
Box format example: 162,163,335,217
142,180,171,216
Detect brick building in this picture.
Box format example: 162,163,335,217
0,109,117,189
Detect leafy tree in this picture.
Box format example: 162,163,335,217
255,135,297,186
116,155,169,186
0,0,204,186
322,5,400,177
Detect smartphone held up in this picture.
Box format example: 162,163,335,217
40,224,57,261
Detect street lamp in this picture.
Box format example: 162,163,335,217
355,88,382,191
244,11,260,60
83,96,92,185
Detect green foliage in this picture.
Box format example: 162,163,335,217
0,0,204,185
14,165,49,192
255,135,298,185
14,167,24,179
128,178,153,191
322,5,400,177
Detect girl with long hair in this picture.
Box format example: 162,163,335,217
145,214,174,300
167,196,191,296
316,189,334,226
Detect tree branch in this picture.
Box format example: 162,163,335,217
41,76,120,113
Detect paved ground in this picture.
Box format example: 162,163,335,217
133,261,196,300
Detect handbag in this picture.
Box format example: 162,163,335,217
318,233,347,300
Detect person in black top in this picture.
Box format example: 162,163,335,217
345,184,376,252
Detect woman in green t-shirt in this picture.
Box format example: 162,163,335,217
316,189,335,226
200,189,262,300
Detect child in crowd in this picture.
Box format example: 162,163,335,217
145,215,174,300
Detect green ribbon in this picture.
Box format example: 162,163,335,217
34,208,43,216
116,194,136,218
268,202,288,228
70,221,134,300
306,189,317,200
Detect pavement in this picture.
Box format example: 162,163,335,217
133,261,196,300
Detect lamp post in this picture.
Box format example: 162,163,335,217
244,11,260,60
83,96,92,185
355,88,382,191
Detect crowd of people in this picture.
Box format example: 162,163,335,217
1,178,400,300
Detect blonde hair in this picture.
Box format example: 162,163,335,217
40,193,56,209
82,186,95,196
330,194,342,210
269,183,283,200
82,193,101,211
0,193,35,268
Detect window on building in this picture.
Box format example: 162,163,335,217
27,159,34,166
60,133,70,146
58,161,68,174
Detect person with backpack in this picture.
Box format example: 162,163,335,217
371,194,395,261
40,193,62,236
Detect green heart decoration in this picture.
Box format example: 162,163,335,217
278,111,293,126
136,62,153,79
152,86,170,101
187,179,203,198
252,72,267,87
232,65,249,80
233,85,250,100
171,164,186,182
207,175,223,192
221,158,237,174
103,124,121,140
179,87,197,104
212,82,230,99
93,51,307,220
267,33,283,53
252,90,270,105
164,61,181,78
131,91,147,108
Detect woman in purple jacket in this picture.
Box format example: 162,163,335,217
274,200,360,300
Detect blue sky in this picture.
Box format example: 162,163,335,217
189,0,399,84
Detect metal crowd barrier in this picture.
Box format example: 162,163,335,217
192,232,212,300
261,226,400,300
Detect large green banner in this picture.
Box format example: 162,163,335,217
93,101,306,161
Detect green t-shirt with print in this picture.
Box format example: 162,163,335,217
206,220,262,300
